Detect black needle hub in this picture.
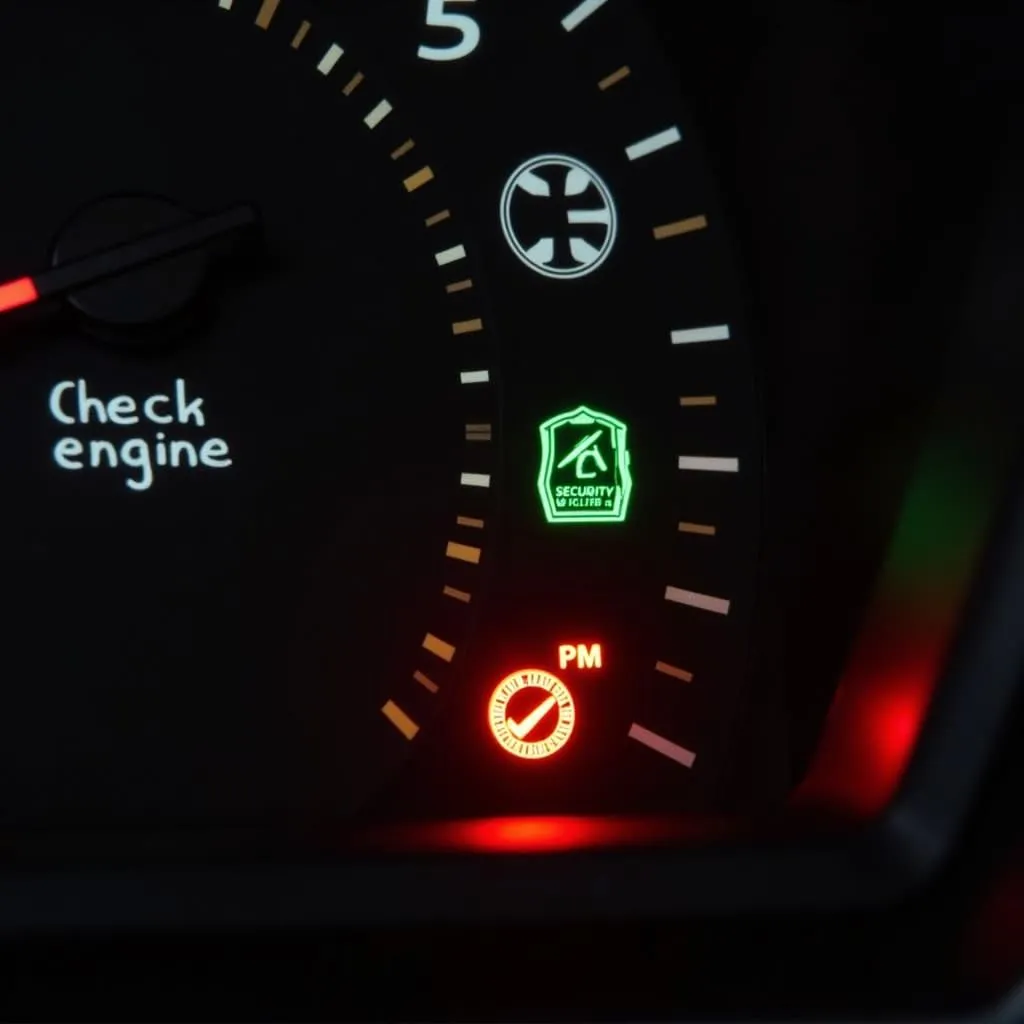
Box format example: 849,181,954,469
53,196,212,327
28,194,261,346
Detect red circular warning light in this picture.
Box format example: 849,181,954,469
488,668,575,760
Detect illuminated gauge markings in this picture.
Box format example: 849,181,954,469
211,5,497,801
598,65,631,90
654,215,707,241
317,43,344,76
625,126,682,162
499,155,618,279
672,324,731,345
562,0,612,32
629,723,696,769
489,669,575,760
342,72,365,96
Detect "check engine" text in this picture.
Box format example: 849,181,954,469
49,379,233,492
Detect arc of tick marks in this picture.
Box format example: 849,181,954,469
557,429,605,470
0,204,260,316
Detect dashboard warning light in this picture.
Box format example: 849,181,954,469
537,406,633,525
489,668,575,760
558,643,603,670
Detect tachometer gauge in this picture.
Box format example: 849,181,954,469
0,0,761,840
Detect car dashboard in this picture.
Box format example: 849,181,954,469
0,2,1021,1019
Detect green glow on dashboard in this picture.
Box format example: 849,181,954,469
537,406,633,524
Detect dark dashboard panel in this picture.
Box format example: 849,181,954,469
1,0,766,839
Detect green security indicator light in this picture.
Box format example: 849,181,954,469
537,406,633,524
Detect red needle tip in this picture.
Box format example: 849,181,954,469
0,276,39,314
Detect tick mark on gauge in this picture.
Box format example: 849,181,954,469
382,700,420,740
435,244,466,267
562,0,612,32
655,661,694,683
446,279,474,294
425,209,452,228
598,65,631,90
629,723,697,768
255,0,281,29
363,99,392,128
290,20,311,48
466,423,492,442
461,472,491,489
443,585,472,604
414,670,440,694
672,324,731,345
680,395,717,408
626,126,682,162
654,215,708,240
403,166,435,193
679,455,739,473
665,586,731,616
317,43,344,76
446,541,482,565
679,521,717,537
343,73,365,97
452,318,483,336
391,139,416,160
457,516,485,529
460,370,489,385
423,633,456,663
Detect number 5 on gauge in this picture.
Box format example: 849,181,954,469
418,0,481,62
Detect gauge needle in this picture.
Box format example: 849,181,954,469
0,203,259,316
507,695,558,740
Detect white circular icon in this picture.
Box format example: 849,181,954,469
499,154,618,280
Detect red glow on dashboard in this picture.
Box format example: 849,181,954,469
458,816,604,851
360,814,726,853
801,640,938,816
799,441,993,817
871,677,926,778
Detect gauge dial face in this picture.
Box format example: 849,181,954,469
0,0,762,840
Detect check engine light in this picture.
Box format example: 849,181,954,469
488,668,575,759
